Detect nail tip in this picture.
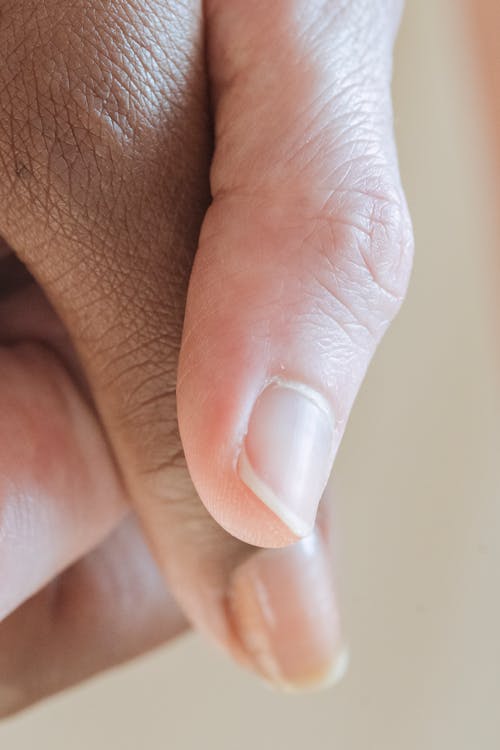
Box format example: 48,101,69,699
237,378,334,541
238,447,312,538
272,646,350,694
320,645,350,688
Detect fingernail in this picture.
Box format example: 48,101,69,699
228,531,347,691
238,379,334,537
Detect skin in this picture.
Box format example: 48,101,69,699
467,0,500,184
0,0,415,713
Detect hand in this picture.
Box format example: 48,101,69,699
0,0,412,713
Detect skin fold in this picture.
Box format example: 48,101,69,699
0,0,413,712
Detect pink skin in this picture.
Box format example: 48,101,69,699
0,0,413,697
178,0,413,547
0,335,126,621
0,517,186,714
0,283,344,695
229,528,346,689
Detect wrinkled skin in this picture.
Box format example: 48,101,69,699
0,0,413,713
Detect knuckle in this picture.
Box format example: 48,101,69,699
345,182,413,303
313,174,414,341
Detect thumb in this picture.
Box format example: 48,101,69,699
178,0,413,546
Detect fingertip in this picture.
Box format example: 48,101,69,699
227,530,346,690
178,331,303,548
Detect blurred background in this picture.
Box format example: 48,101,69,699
2,0,500,747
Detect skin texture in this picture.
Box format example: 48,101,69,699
0,0,413,712
179,0,412,546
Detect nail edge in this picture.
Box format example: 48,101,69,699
238,446,312,538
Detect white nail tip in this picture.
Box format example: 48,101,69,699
279,646,350,694
238,445,313,538
320,644,350,687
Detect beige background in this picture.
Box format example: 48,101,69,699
2,0,500,747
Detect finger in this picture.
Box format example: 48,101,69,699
177,0,413,547
0,0,345,689
0,336,126,621
0,340,344,703
0,516,186,716
228,510,348,691
0,275,125,618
